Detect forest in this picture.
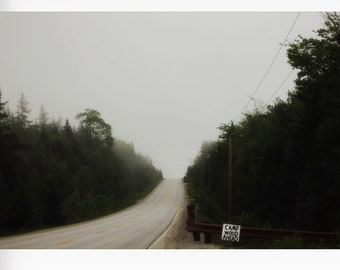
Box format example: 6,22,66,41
184,13,340,233
0,95,163,235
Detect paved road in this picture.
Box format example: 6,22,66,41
0,178,184,249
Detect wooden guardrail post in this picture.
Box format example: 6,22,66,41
187,203,201,241
193,231,201,241
204,233,212,243
187,204,196,221
186,216,340,246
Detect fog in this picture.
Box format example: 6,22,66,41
0,12,324,178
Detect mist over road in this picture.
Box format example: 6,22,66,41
0,178,184,249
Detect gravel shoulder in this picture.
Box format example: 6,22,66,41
149,183,222,249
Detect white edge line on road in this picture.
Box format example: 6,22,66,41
147,209,180,249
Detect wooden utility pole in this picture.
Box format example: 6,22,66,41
227,135,232,223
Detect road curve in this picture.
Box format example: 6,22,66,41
0,178,184,249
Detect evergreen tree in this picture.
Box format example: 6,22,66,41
0,92,163,235
185,13,340,232
286,12,340,230
15,93,31,128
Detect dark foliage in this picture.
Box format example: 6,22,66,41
0,94,163,235
184,13,340,232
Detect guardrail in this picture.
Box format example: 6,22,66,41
186,204,340,245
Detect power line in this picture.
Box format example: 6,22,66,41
264,68,295,106
235,12,301,121
228,69,295,155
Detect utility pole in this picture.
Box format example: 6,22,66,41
227,135,232,223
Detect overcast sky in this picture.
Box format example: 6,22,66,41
0,12,325,178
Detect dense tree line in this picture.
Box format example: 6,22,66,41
0,94,163,235
184,13,340,232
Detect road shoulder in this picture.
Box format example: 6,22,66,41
149,183,222,249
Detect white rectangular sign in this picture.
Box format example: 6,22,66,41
221,223,241,242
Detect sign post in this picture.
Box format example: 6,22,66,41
221,223,241,242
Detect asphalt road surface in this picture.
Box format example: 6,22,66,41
0,178,184,249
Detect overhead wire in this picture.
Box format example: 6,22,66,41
225,11,302,155
217,13,302,156
235,12,301,122
264,68,295,106
229,68,296,156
